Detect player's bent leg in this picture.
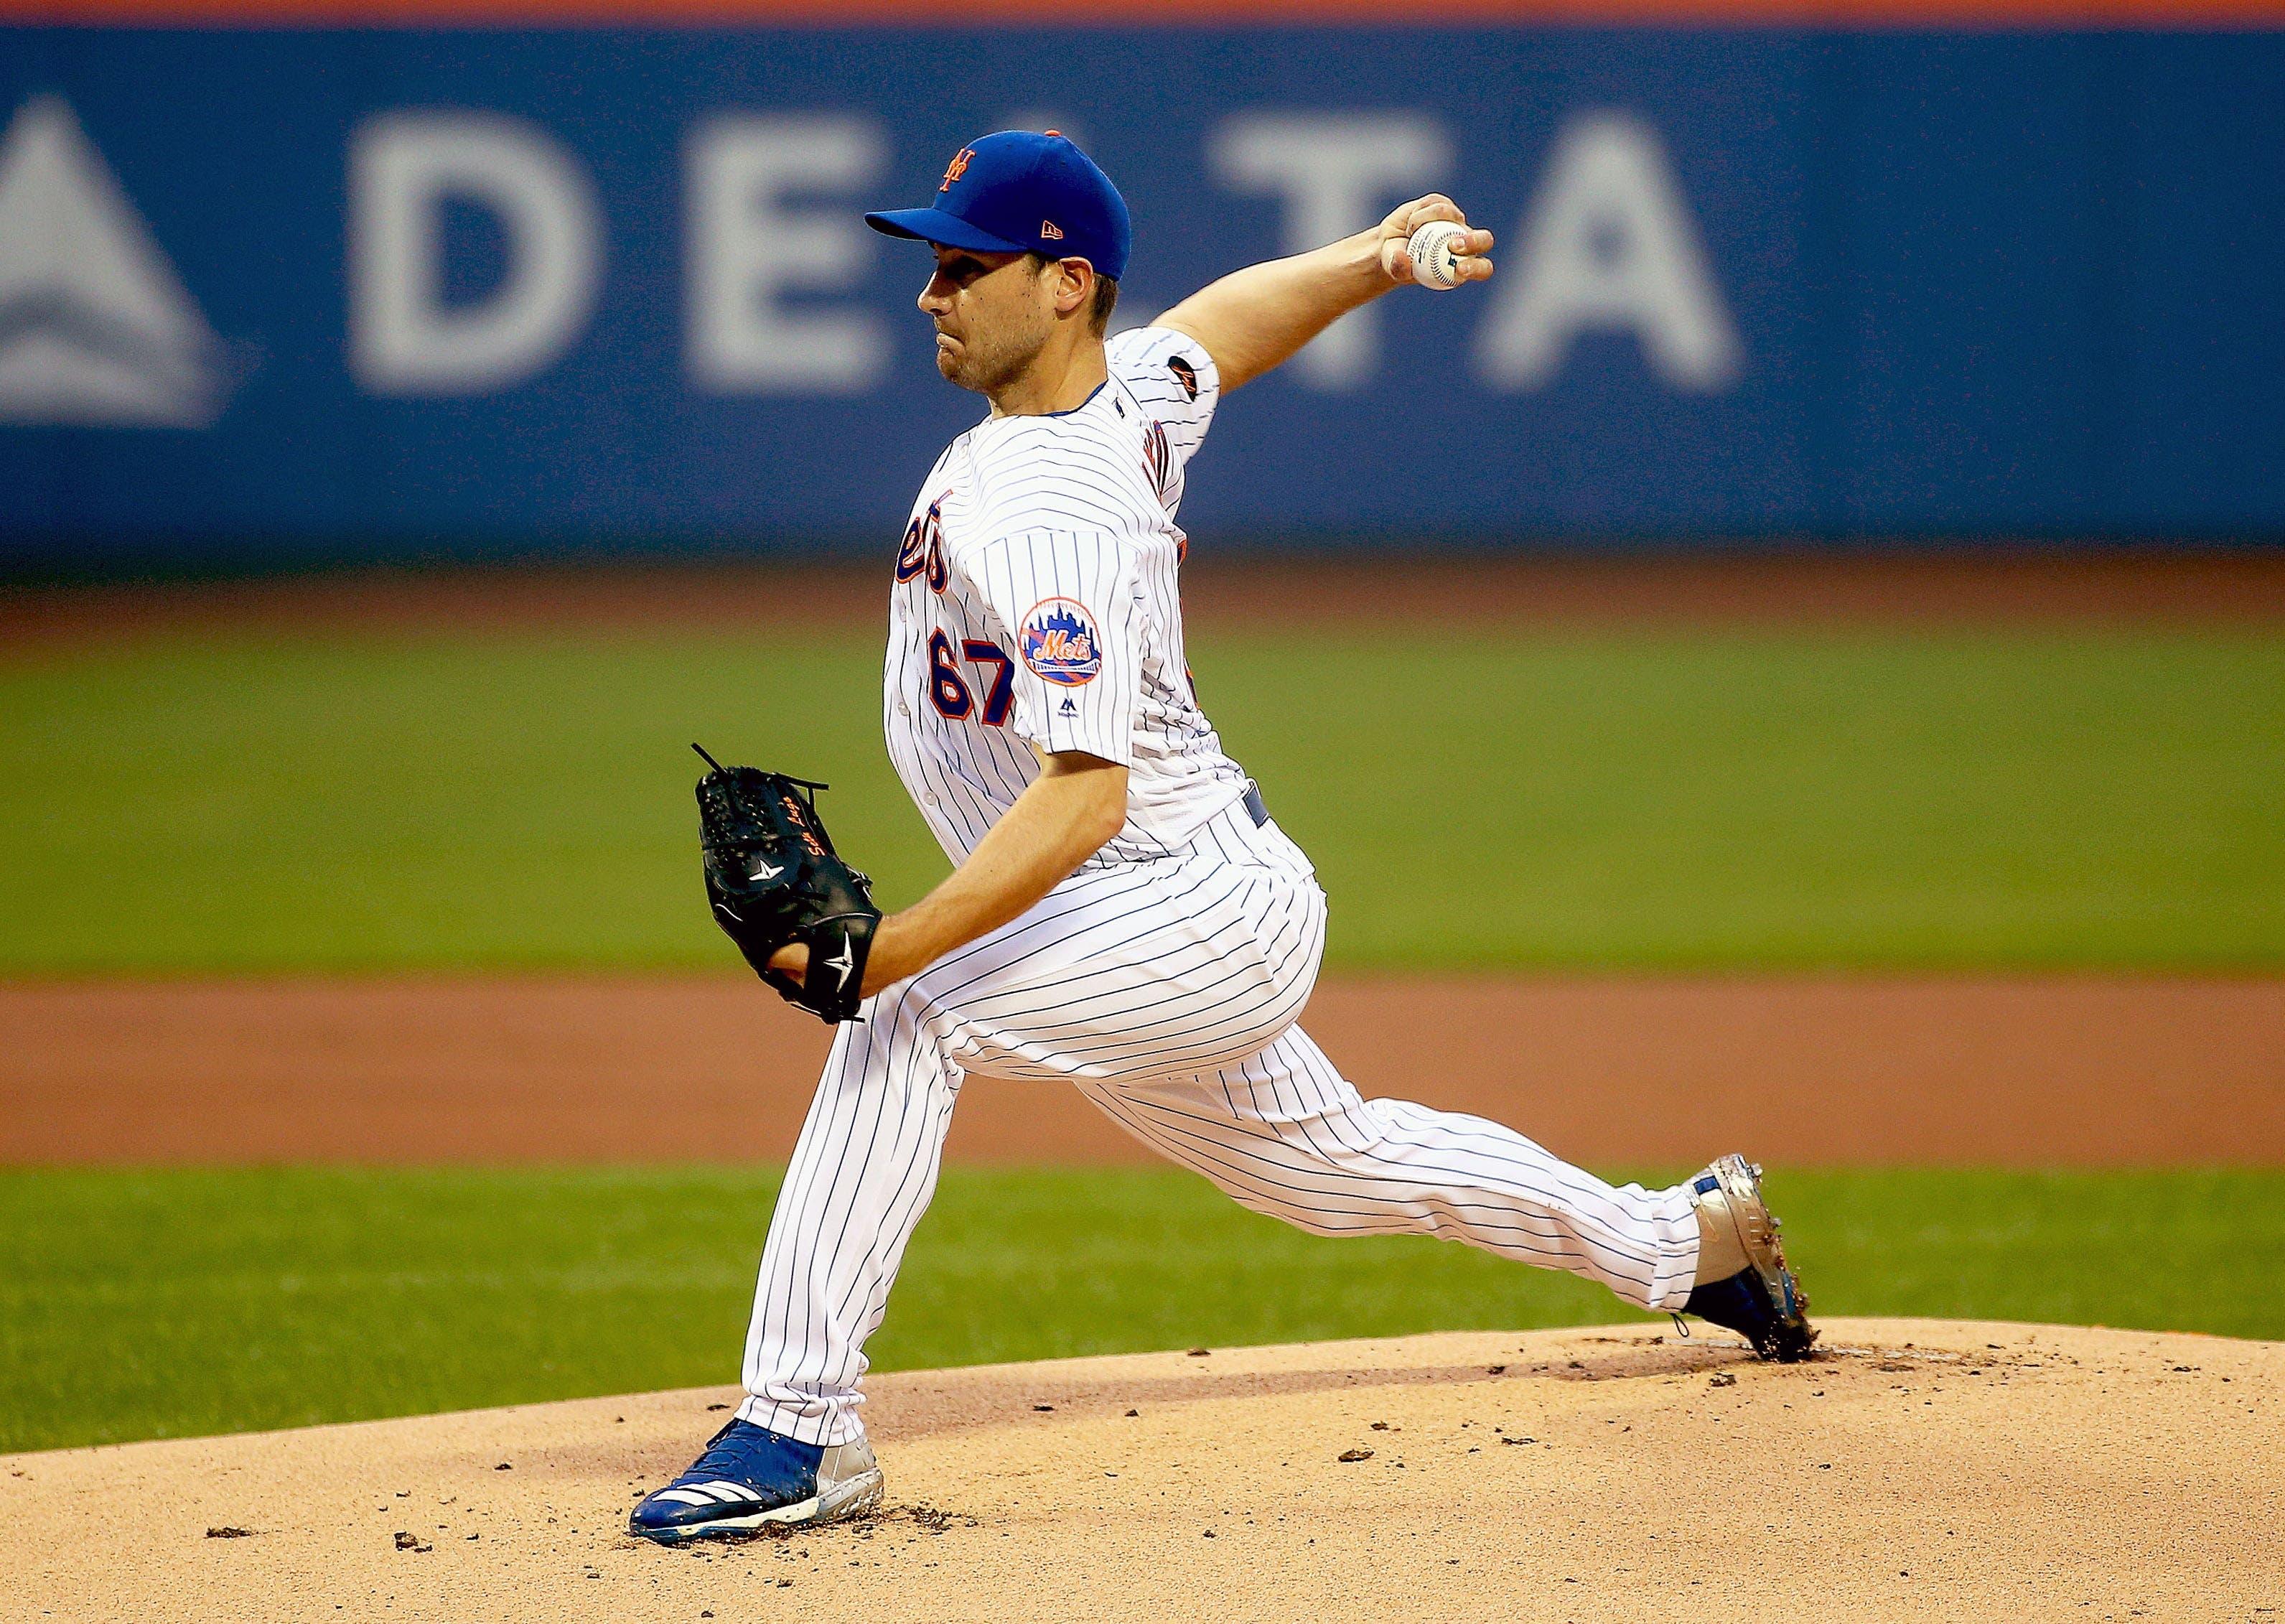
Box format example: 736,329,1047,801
1075,1024,1701,1314
638,984,961,1541
735,994,963,1450
672,804,1330,1544
729,834,1317,1464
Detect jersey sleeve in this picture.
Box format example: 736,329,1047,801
1106,325,1221,472
963,529,1139,765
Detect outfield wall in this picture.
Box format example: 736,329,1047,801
4,9,2284,565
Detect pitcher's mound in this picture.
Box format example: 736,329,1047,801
7,1320,2276,1622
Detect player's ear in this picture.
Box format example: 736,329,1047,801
1052,258,1093,321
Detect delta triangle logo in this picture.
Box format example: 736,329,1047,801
0,95,228,427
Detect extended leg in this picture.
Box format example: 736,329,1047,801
1076,1023,1702,1312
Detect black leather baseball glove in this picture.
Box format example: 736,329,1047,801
692,745,881,1023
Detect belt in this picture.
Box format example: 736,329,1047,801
1243,782,1269,827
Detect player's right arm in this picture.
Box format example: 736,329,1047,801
1156,194,1492,392
771,526,1144,997
767,749,1125,998
856,748,1125,992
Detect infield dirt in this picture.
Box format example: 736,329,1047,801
7,973,2281,1166
6,1320,2278,1623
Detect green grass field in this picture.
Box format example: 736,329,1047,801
1,625,2279,972
4,1164,2281,1455
4,616,2280,1455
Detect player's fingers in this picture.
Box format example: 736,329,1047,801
1380,235,1414,281
1404,195,1465,230
1458,254,1495,283
1457,225,1495,256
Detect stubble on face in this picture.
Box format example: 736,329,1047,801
932,256,1054,398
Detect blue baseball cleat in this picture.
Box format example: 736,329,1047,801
1681,1154,1817,1363
628,1418,884,1543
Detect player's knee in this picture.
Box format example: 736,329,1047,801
877,974,961,1049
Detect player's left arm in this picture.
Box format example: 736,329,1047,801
1155,195,1492,393
770,749,1126,998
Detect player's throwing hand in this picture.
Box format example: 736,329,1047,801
1376,194,1495,286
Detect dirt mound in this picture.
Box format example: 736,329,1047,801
6,1321,2276,1622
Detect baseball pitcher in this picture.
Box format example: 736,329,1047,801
633,131,1813,1544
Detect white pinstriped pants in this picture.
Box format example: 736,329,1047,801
739,799,1703,1446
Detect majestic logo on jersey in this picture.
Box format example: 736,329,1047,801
0,95,230,427
1167,355,1199,402
1039,220,1064,241
940,147,975,191
1019,597,1103,687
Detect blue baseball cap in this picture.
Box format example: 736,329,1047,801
866,131,1131,282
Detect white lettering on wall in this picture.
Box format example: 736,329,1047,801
1210,113,1451,390
347,111,601,396
686,116,887,394
1476,111,1741,392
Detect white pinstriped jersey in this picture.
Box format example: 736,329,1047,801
882,326,1251,867
737,335,1711,1455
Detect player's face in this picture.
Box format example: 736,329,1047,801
918,245,1057,396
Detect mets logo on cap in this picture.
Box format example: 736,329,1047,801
1019,597,1103,686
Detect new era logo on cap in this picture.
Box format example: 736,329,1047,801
1040,220,1064,241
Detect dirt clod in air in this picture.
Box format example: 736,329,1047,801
204,1527,251,1540
1337,1449,1374,1463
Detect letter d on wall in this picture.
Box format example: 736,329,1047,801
348,112,601,395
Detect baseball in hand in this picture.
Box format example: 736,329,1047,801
1403,220,1469,291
